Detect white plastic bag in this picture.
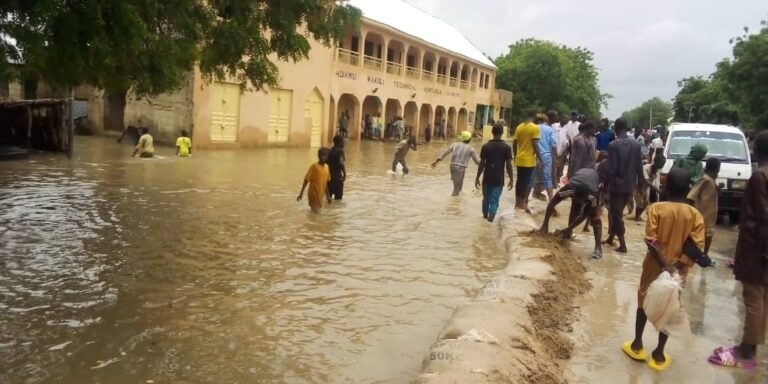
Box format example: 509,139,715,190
642,271,691,338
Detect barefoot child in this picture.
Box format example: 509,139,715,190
297,148,332,213
392,135,417,175
687,158,720,256
622,168,707,371
132,128,155,158
432,131,480,196
539,168,603,259
176,130,192,157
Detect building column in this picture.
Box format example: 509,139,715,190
358,29,367,67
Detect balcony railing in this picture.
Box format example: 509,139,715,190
405,66,421,80
421,71,435,82
386,62,403,76
337,48,360,66
436,74,448,85
460,80,469,89
449,78,458,87
363,55,384,71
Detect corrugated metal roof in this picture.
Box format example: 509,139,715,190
348,0,496,69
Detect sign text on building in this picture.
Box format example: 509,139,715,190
367,75,385,85
336,70,357,80
394,81,417,91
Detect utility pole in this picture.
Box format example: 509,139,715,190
649,107,653,130
687,105,695,123
67,87,74,159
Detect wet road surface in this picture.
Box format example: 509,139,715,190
552,209,768,383
0,137,510,383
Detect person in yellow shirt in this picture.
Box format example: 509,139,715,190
513,110,542,212
132,128,154,158
297,147,332,213
176,130,192,157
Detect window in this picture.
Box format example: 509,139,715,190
667,130,748,163
351,36,359,52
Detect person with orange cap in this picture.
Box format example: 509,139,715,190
432,130,481,196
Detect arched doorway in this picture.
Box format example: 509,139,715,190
337,94,360,140
458,108,468,131
448,107,457,137
420,103,433,140
304,88,325,148
404,101,418,137
471,68,479,89
384,99,402,139
361,95,382,139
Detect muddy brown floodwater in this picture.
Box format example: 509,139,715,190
0,137,510,384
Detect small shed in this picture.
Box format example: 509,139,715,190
0,99,71,158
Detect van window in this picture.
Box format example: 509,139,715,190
667,131,748,163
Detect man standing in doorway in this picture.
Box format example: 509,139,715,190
605,118,644,253
475,123,514,222
339,111,349,138
513,110,542,213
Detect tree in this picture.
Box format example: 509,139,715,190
672,74,739,125
724,20,768,130
620,97,673,129
0,1,361,130
494,38,607,119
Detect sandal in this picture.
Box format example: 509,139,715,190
621,341,647,362
648,353,672,371
708,346,757,369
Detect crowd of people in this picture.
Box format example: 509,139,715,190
299,115,768,372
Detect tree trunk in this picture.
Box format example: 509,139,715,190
106,89,127,132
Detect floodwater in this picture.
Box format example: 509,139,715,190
0,136,509,384
557,210,768,383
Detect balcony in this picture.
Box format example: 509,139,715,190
386,62,403,76
363,55,384,72
460,80,469,90
436,74,448,85
449,78,458,87
405,66,421,80
421,71,435,82
337,48,360,66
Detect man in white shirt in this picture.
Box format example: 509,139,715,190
551,111,570,187
564,111,581,145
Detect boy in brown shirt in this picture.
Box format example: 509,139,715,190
710,131,768,369
622,168,706,371
688,158,720,256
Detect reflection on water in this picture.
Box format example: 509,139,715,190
0,137,508,383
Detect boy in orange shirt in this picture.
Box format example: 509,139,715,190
622,168,709,371
297,147,332,213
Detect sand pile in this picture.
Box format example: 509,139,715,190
416,225,591,384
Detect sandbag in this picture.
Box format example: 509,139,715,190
642,271,690,338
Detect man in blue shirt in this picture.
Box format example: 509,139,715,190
532,114,558,201
595,118,615,152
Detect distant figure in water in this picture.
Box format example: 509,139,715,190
327,135,346,201
176,130,192,157
297,147,332,213
539,168,603,259
132,128,154,158
392,135,417,175
432,130,480,196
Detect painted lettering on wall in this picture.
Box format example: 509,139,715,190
367,75,385,85
447,90,461,97
424,87,442,95
394,81,416,91
336,70,357,80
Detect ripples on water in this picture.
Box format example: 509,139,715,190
0,137,509,383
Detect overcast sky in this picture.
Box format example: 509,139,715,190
407,0,766,117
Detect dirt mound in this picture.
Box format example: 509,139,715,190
523,232,591,381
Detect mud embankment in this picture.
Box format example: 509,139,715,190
416,219,591,384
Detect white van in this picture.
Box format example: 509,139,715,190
661,123,751,217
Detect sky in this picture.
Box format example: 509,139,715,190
406,0,767,118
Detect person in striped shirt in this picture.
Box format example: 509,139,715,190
432,130,481,196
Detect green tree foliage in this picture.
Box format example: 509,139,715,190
672,19,768,130
0,1,361,128
494,38,607,119
620,97,673,129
